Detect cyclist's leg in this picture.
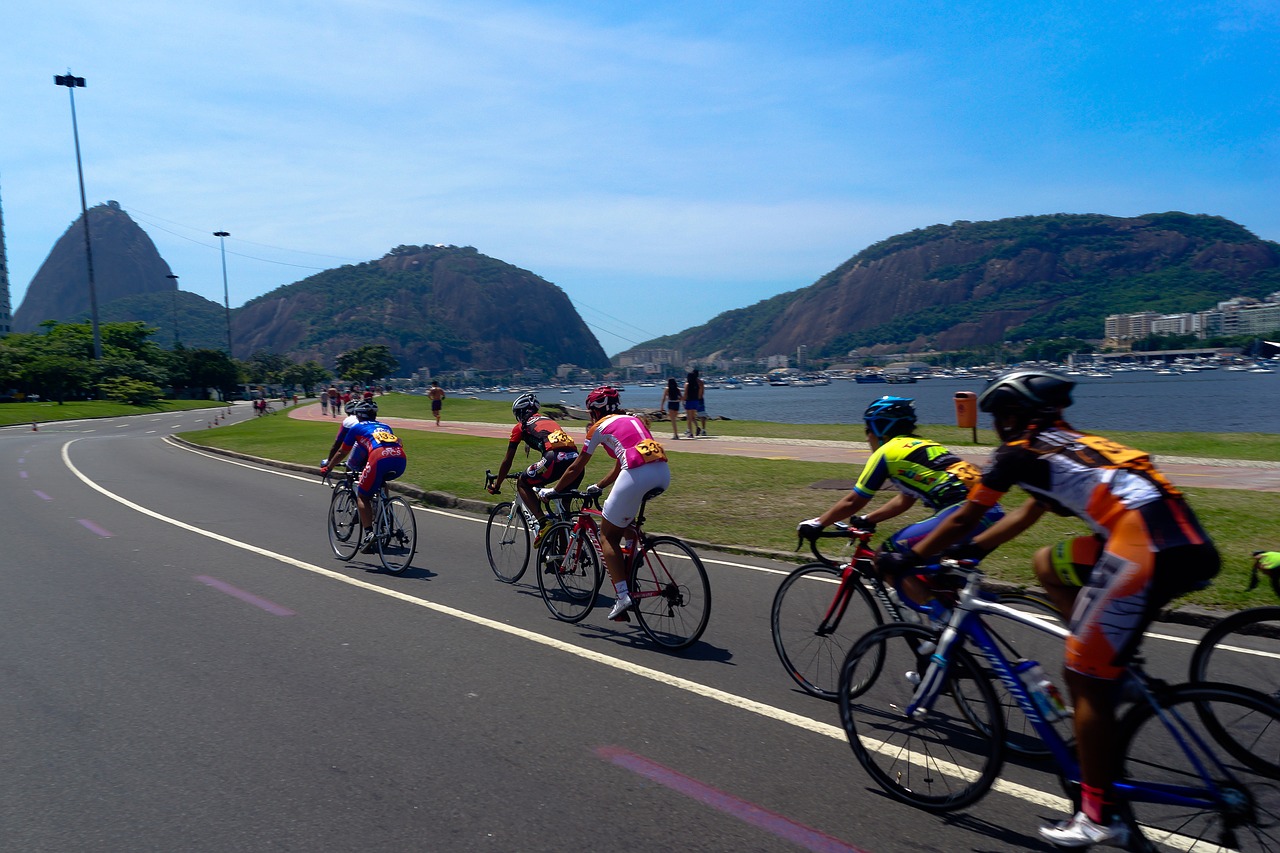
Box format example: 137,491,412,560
599,462,669,619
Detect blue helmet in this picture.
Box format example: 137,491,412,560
863,396,916,438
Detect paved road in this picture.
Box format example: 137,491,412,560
292,404,1280,492
5,404,1252,852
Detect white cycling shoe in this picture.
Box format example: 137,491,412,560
608,592,634,622
1038,811,1130,848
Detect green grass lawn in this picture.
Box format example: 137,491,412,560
0,398,228,426
185,405,1275,611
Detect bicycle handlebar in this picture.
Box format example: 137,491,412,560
538,488,601,510
797,521,876,566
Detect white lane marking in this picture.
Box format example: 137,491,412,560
66,437,1068,812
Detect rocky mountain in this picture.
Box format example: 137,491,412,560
634,213,1280,360
12,201,175,333
233,244,610,374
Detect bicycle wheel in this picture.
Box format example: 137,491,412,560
631,536,711,651
327,487,360,560
1119,683,1280,851
485,501,530,583
376,497,417,574
839,622,1005,812
1191,606,1280,698
536,523,603,622
771,563,881,700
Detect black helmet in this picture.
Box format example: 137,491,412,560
351,399,379,420
863,396,917,438
512,393,540,421
977,370,1074,415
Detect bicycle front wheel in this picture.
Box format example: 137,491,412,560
631,536,711,651
1119,683,1280,851
771,563,881,700
536,523,602,622
839,622,1005,812
1190,606,1280,697
376,497,417,574
328,487,360,560
485,501,530,583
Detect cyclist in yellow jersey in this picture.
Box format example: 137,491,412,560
798,397,1003,559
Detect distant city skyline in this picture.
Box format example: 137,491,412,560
3,1,1278,356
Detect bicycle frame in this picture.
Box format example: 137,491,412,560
905,566,1254,815
807,526,941,628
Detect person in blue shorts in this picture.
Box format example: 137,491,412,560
321,399,407,552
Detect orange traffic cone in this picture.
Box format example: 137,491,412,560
32,421,38,431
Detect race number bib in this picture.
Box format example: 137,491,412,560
635,439,668,463
372,429,399,444
1073,435,1181,496
544,429,575,450
945,460,982,486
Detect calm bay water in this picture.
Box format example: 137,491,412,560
475,370,1280,433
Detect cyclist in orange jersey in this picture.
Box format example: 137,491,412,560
879,369,1219,848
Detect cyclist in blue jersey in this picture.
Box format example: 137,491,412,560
798,396,1003,557
321,399,408,553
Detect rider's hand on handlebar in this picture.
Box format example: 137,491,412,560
585,483,602,496
848,515,876,533
796,517,825,538
943,541,988,562
486,484,500,495
536,487,555,500
877,549,921,575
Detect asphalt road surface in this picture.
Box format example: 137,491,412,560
0,406,1251,852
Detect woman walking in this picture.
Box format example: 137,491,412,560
660,377,682,439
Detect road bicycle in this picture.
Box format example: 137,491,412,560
535,487,711,651
482,470,576,583
325,464,417,574
838,558,1280,850
775,523,1063,758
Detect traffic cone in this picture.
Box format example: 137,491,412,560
31,422,38,431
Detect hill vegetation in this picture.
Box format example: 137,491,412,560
630,212,1280,362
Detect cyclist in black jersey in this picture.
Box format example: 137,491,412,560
487,393,583,541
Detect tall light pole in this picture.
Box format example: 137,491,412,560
213,231,232,358
54,71,102,361
166,273,179,347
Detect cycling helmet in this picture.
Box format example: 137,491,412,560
977,369,1075,415
343,399,359,416
863,396,917,439
512,392,540,421
585,385,621,415
350,399,379,420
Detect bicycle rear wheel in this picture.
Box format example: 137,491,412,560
376,497,417,574
328,487,360,560
771,562,881,700
1119,683,1280,851
485,501,530,583
839,622,1005,812
536,523,602,622
631,536,711,651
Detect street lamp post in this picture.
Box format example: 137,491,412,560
213,231,232,358
54,71,102,361
166,273,179,347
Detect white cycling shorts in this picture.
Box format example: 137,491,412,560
601,461,671,528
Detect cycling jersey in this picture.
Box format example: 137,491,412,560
969,423,1217,679
331,414,368,470
341,420,407,498
584,414,667,470
853,435,980,510
509,415,577,454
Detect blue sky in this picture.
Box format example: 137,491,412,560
2,1,1278,357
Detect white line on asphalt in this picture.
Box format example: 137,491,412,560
65,436,1070,813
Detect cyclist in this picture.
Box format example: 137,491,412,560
320,399,408,553
796,396,1003,570
487,393,582,544
540,386,670,622
323,391,375,474
881,369,1219,848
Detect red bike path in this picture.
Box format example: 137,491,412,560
290,404,1280,493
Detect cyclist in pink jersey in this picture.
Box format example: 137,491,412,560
541,386,671,621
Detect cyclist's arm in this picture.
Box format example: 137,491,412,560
549,447,592,493
864,492,916,525
901,499,989,559
813,490,872,527
595,457,623,491
489,441,520,492
970,498,1046,553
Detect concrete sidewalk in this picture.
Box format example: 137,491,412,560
291,404,1280,492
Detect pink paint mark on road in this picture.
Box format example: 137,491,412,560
33,490,51,501
19,471,28,478
78,519,114,538
195,576,296,616
595,746,871,853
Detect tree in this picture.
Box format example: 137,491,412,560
281,360,330,396
244,351,293,386
336,344,398,384
186,350,241,400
